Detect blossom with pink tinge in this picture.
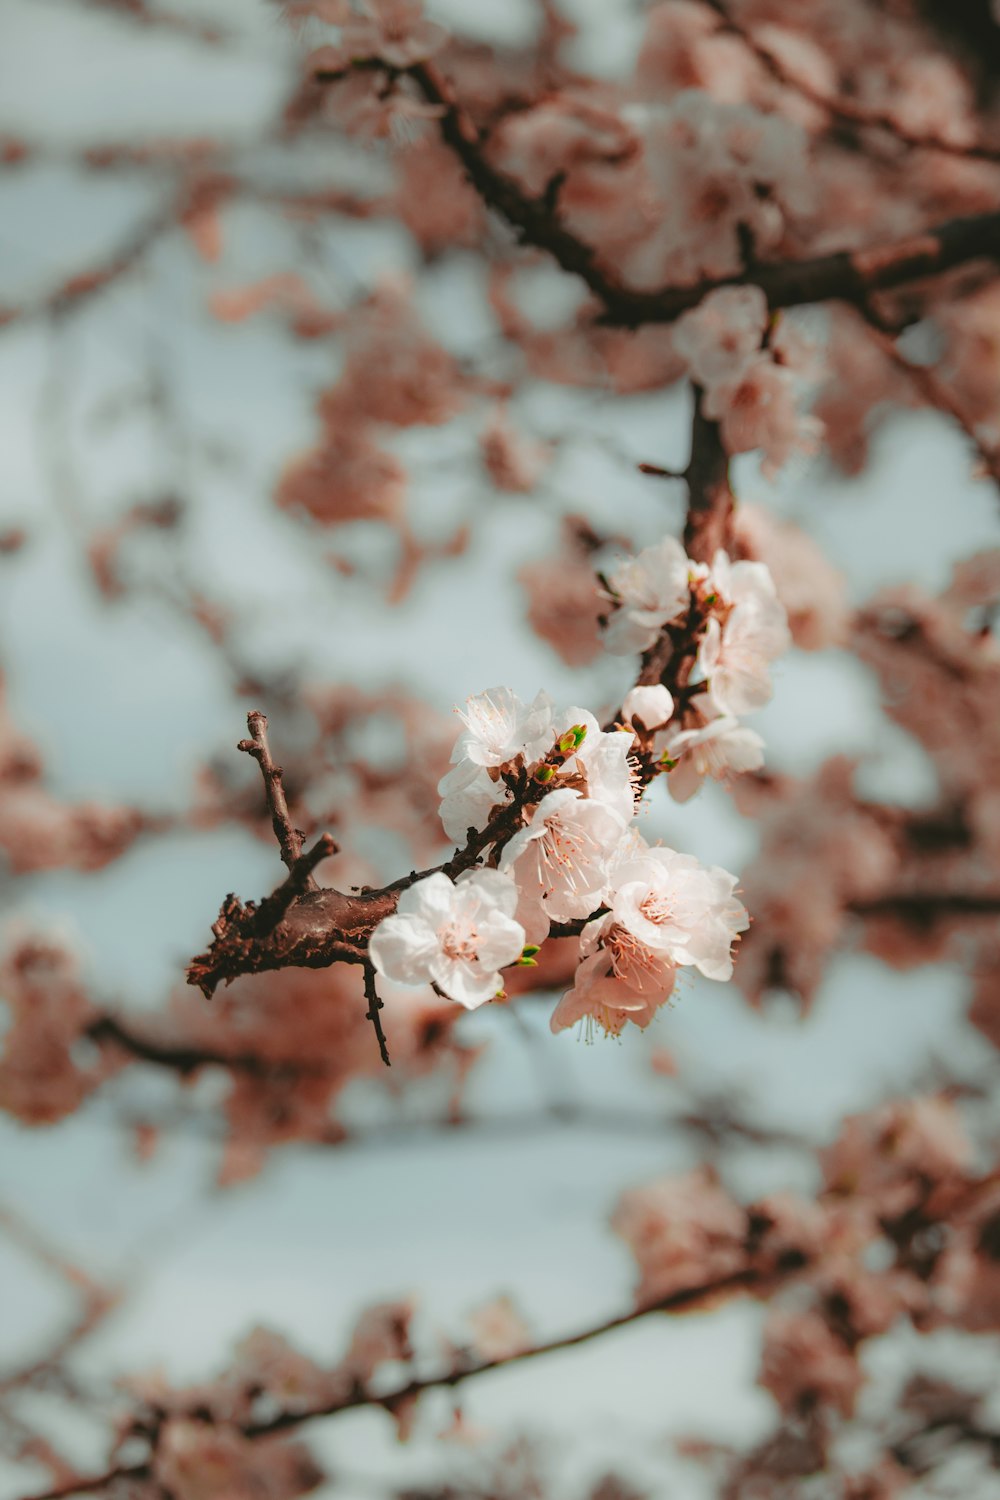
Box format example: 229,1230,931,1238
551,835,747,1036
604,535,691,655
659,702,765,802
549,920,678,1037
673,286,769,389
698,549,791,715
499,787,627,938
636,93,811,286
704,354,822,477
760,1309,863,1417
605,837,748,981
612,1168,746,1304
369,870,525,1007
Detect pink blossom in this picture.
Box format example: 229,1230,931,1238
549,924,678,1037
697,550,791,716
659,707,765,802
759,1309,863,1417
672,286,769,389
612,1169,746,1304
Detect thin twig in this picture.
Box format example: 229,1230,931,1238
238,710,312,878
362,961,391,1068
860,306,1000,491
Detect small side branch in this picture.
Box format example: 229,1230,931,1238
363,962,391,1068
238,710,311,878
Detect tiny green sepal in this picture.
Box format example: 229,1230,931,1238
521,944,541,957
557,731,577,755
534,763,556,783
571,724,587,746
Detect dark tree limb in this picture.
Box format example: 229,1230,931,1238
187,886,383,997
314,59,1000,328
85,1013,327,1079
683,386,735,566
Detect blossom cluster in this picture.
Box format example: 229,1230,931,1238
627,92,813,288
368,534,791,1038
604,533,790,802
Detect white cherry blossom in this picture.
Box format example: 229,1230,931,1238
368,869,525,1008
622,684,674,731
607,839,749,980
698,550,791,715
604,536,691,655
658,705,765,802
451,686,553,769
499,787,626,939
437,760,505,845
552,707,637,825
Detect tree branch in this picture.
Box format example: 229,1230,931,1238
683,387,735,565
704,0,1000,162
242,1266,763,1442
314,60,1000,327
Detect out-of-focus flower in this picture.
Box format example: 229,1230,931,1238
658,704,765,802
673,286,769,388
604,535,692,655
698,549,791,715
612,1168,747,1304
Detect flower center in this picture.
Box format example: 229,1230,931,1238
441,923,478,962
536,818,596,895
639,892,673,925
606,924,660,990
